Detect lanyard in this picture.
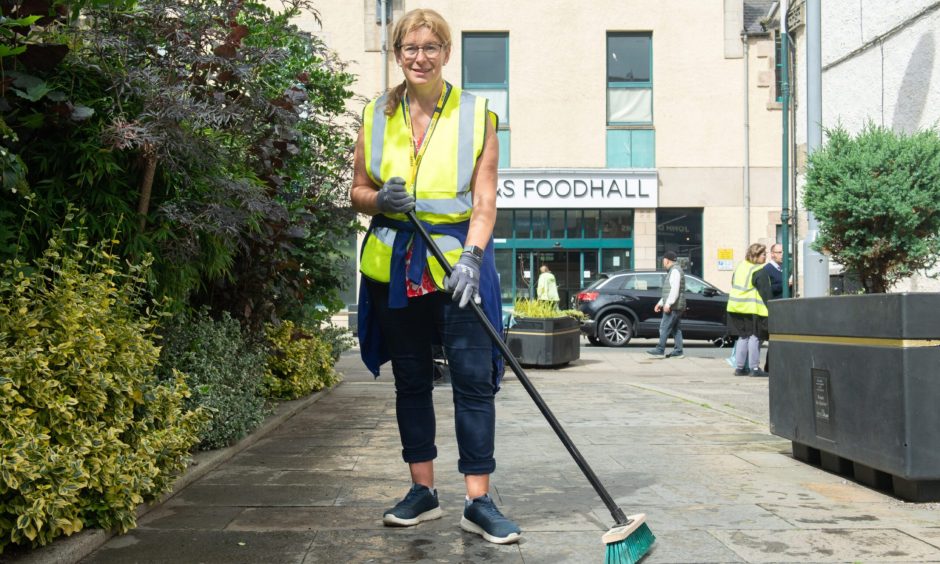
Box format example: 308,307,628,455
402,83,450,196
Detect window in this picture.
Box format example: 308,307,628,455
607,33,651,123
494,209,513,239
607,32,654,167
549,210,565,238
582,210,600,238
532,210,549,239
634,273,663,290
656,208,703,277
600,209,634,239
685,276,705,294
463,33,510,167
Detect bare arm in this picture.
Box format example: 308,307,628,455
466,118,499,249
349,128,381,215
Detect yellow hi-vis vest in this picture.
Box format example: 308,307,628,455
727,260,769,317
359,83,492,288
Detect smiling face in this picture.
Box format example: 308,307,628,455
396,26,450,88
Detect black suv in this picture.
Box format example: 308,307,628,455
575,270,729,347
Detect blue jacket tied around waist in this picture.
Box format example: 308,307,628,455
357,215,505,387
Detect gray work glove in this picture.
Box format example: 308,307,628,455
444,251,482,308
375,176,414,214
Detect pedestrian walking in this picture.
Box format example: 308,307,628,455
726,243,772,376
349,8,520,545
536,264,560,309
646,251,685,359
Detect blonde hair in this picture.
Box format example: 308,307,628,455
746,243,767,262
384,9,452,117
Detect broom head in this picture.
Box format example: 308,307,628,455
602,513,654,564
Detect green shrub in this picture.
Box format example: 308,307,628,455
512,299,584,320
0,231,207,552
318,323,356,362
157,309,269,451
804,123,940,293
263,320,340,400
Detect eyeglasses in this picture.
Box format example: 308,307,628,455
399,43,444,59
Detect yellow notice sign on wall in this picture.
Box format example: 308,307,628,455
717,248,734,260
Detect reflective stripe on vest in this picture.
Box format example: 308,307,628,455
727,261,768,317
359,84,488,286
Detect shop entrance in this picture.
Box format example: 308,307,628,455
512,250,598,308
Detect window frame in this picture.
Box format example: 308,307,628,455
462,32,510,167
606,32,653,126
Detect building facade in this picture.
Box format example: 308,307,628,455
305,0,783,306
788,0,940,292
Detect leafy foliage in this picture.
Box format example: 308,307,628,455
156,309,269,451
804,124,940,293
263,320,340,400
512,298,585,320
0,226,207,552
1,0,360,328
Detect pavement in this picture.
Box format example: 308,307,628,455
69,339,940,563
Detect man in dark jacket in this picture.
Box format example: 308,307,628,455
763,243,785,299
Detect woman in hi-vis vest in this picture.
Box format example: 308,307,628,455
349,9,520,545
726,243,773,377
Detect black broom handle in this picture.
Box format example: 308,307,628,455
405,211,628,526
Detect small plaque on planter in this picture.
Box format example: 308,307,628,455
812,368,833,439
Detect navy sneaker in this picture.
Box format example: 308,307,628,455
734,368,750,376
645,349,666,359
382,484,442,526
460,494,521,544
750,368,769,377
667,351,684,359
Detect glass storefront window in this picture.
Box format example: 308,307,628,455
532,210,549,239
601,248,631,273
566,210,582,238
495,249,513,301
600,209,634,238
583,210,600,238
515,210,532,239
549,210,565,238
494,209,513,239
656,208,703,277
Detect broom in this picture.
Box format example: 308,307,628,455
405,210,655,563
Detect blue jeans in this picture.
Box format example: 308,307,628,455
654,309,684,354
366,280,497,475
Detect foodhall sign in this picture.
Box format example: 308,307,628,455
496,169,658,209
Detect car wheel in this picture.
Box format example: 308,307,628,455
587,336,601,346
598,313,633,347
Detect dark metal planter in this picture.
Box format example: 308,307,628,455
506,316,581,367
768,293,940,501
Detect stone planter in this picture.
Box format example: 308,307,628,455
768,293,940,501
506,315,581,367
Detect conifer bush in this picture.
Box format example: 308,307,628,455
0,230,207,552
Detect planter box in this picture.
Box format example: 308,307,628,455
506,316,581,367
768,293,940,501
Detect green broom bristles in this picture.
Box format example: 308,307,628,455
602,515,655,564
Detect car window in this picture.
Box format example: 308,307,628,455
685,275,705,294
585,276,610,290
618,275,637,290
634,273,663,290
